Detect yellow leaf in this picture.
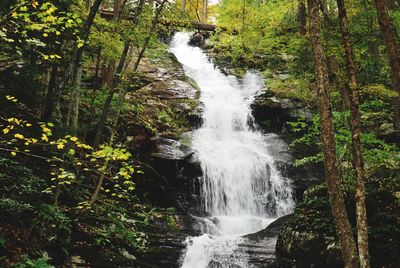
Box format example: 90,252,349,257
11,152,16,156
57,143,65,150
2,128,10,134
41,134,49,142
32,0,39,8
14,133,24,139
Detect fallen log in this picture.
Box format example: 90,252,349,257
99,9,226,32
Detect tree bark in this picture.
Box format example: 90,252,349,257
318,0,334,26
102,60,116,87
375,0,400,129
67,0,103,129
298,0,307,35
181,0,186,11
202,0,208,22
337,0,370,267
42,65,58,121
92,40,130,148
90,46,102,106
307,0,359,267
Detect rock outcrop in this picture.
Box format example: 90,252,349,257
251,90,312,133
241,215,293,267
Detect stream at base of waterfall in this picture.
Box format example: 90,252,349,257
170,32,294,268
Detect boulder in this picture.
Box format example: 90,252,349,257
251,91,311,133
147,79,199,100
238,215,293,268
188,32,206,47
149,136,203,212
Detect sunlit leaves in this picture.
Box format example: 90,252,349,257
0,96,139,206
1,1,82,62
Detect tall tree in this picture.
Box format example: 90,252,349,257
337,0,370,267
90,0,168,204
92,0,146,148
307,0,359,267
67,0,103,129
374,0,400,129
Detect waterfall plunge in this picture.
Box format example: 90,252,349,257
170,32,294,268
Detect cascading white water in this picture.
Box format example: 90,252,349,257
170,32,294,268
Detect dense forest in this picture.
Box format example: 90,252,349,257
0,0,399,267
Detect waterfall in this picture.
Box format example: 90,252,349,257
170,32,294,268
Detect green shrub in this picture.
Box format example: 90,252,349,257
32,205,71,243
14,253,54,268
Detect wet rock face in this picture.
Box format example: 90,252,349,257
140,211,202,268
240,215,293,268
149,136,203,212
148,80,198,100
260,133,323,202
251,91,311,133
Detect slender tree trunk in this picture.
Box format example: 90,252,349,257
298,0,307,35
90,46,102,106
337,0,370,267
202,0,208,22
375,0,400,129
181,0,186,11
93,41,130,148
103,61,116,87
67,0,103,129
42,65,58,121
92,0,146,148
308,1,359,267
318,0,334,26
102,3,123,88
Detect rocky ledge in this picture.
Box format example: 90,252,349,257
251,90,312,133
241,215,293,268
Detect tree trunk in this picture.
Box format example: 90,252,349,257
42,65,58,121
181,0,186,11
337,0,370,267
92,0,146,148
298,0,307,35
307,0,359,267
67,0,103,129
202,0,208,22
318,0,334,26
375,0,400,129
90,46,102,106
102,60,116,87
92,41,130,148
134,0,167,71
